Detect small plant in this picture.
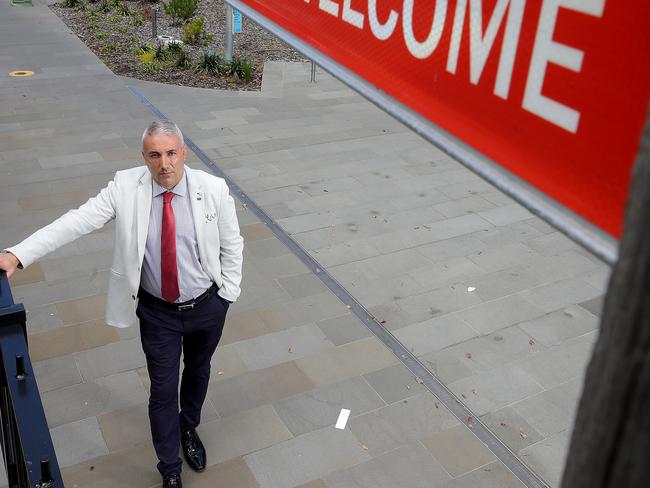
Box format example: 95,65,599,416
95,31,109,40
102,43,118,53
74,1,88,12
127,36,139,45
63,0,80,7
164,0,197,23
115,2,132,16
107,14,121,23
136,45,156,63
129,15,145,26
154,44,173,62
174,49,193,69
197,50,224,75
181,16,213,46
117,25,128,33
97,1,112,13
87,21,101,30
228,57,254,83
142,62,160,74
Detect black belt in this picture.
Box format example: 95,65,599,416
138,284,217,311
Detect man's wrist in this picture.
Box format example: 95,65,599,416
2,251,20,267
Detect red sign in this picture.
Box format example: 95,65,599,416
234,0,650,237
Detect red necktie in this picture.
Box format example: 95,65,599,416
161,192,180,303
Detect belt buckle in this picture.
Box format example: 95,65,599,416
178,302,195,311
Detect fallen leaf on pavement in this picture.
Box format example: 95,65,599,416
529,339,536,346
288,347,293,353
519,427,528,439
465,352,473,359
500,421,507,427
415,377,424,384
361,444,369,450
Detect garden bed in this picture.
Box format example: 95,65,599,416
50,0,307,90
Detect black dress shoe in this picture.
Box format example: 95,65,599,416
163,474,182,488
181,428,206,472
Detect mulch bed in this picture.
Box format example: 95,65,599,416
50,0,307,90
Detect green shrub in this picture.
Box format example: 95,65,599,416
117,25,128,33
174,49,192,69
154,44,173,62
87,21,100,30
97,0,112,13
74,1,88,11
115,2,132,16
142,62,160,74
102,43,118,53
95,31,109,40
181,16,213,46
197,50,224,75
135,45,155,63
129,15,145,26
164,0,197,22
107,14,121,23
63,0,80,7
228,57,253,83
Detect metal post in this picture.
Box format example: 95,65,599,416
310,61,316,83
225,4,233,62
152,8,157,39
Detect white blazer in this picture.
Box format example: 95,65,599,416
7,165,244,328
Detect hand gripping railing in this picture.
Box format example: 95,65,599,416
0,271,62,487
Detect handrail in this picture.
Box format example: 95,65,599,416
0,271,63,487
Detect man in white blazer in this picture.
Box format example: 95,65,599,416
0,120,243,488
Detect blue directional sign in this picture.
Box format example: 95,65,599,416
232,9,243,33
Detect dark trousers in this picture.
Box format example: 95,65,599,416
137,289,228,476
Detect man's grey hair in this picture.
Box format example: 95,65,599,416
142,119,184,147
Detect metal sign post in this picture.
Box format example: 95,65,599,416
225,4,233,62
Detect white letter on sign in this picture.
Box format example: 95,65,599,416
369,1,399,40
319,0,339,17
403,0,448,59
342,0,364,28
523,0,605,133
447,0,525,99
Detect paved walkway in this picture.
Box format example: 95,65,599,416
0,2,610,487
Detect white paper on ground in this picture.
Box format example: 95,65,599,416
335,408,351,429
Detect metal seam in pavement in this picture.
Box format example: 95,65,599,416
128,84,550,488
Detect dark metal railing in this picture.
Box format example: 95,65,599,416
0,271,62,487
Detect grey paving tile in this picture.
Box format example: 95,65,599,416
348,393,460,457
233,323,333,371
467,242,541,273
42,371,148,427
517,305,599,347
295,337,399,387
74,337,146,381
519,333,595,388
394,315,478,356
419,349,475,384
441,461,525,488
520,431,571,488
363,364,429,404
315,313,372,346
273,376,385,436
244,426,370,488
395,286,483,323
34,354,82,393
276,273,329,299
324,443,451,487
448,364,543,416
422,424,496,477
208,361,314,418
578,295,605,318
512,378,583,437
200,404,293,466
441,325,546,374
479,406,544,453
408,256,483,290
50,417,109,468
456,294,546,335
518,278,602,313
478,204,532,226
